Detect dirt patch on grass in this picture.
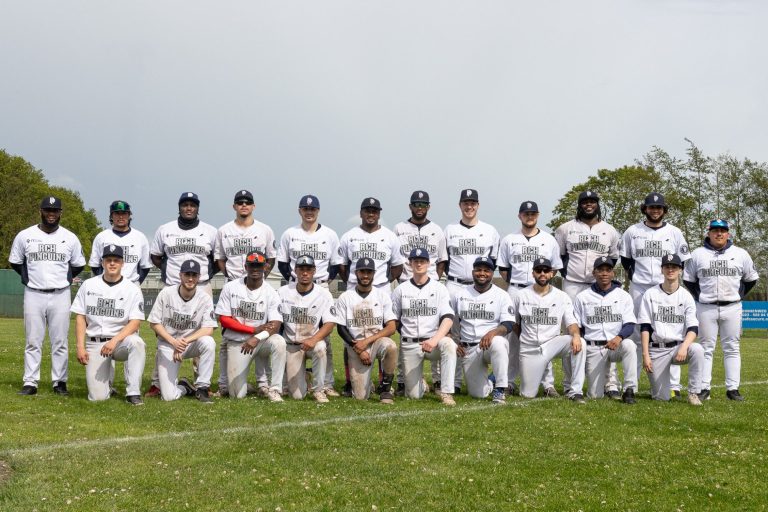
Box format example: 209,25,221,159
0,460,11,486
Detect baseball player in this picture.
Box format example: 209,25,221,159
334,258,398,403
639,254,704,405
214,250,286,401
88,200,152,284
391,248,457,406
10,196,86,396
71,245,146,404
148,259,217,403
620,192,691,396
683,219,759,401
278,255,337,403
497,200,563,396
511,257,586,402
573,257,637,403
277,194,343,397
450,256,511,404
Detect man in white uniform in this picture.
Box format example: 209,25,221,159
89,200,152,284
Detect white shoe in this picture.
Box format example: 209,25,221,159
267,389,284,403
438,392,456,406
688,393,703,406
323,387,341,397
313,390,329,404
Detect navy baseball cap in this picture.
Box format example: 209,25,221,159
355,258,376,271
295,254,316,267
644,192,666,207
460,189,479,202
245,250,267,267
519,201,539,213
102,244,124,259
410,191,430,204
110,200,131,213
178,192,200,205
234,190,254,203
709,219,729,231
360,197,382,210
40,196,62,210
180,259,200,274
593,256,615,270
473,256,495,270
299,195,320,208
578,190,599,203
660,254,683,268
532,257,553,270
408,248,430,260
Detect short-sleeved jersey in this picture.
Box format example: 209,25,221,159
151,220,218,285
214,219,277,280
70,276,145,337
214,279,282,342
573,285,636,341
339,226,406,287
620,222,691,286
450,284,514,343
393,220,448,282
89,228,151,282
147,285,217,339
511,286,577,344
392,278,453,339
333,287,396,340
554,219,621,284
683,242,759,303
277,284,336,343
444,221,500,281
637,285,698,343
9,225,86,289
277,224,343,282
497,230,563,285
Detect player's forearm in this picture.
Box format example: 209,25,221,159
75,315,87,350
567,323,580,338
436,261,447,279
216,259,228,277
389,265,403,282
219,315,256,334
432,316,454,340
112,319,142,344
150,322,177,345
681,328,698,349
640,330,650,357
363,321,397,345
307,322,335,343
339,265,349,282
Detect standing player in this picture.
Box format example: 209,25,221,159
639,254,704,405
334,258,398,403
391,248,457,406
573,257,637,403
497,200,562,396
683,219,759,401
512,257,586,402
450,257,511,404
278,255,336,403
10,196,86,396
214,251,286,401
148,259,217,403
71,245,146,404
89,200,152,284
277,194,343,397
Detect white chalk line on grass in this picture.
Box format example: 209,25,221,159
3,379,766,459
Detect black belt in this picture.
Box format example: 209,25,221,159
29,287,66,293
508,282,528,288
701,300,740,306
402,337,430,343
650,340,682,348
89,337,111,342
585,339,608,346
447,276,473,285
459,342,479,348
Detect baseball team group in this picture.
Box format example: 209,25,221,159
9,187,759,407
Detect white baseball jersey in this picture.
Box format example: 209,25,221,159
573,285,636,341
333,287,396,340
70,276,145,337
511,286,577,344
392,278,454,339
393,220,448,282
637,285,698,343
554,219,620,284
498,230,563,285
277,224,343,281
214,279,282,342
621,222,691,286
215,219,277,280
444,221,500,282
147,285,218,339
151,220,218,285
9,225,86,290
339,226,406,287
683,241,759,303
450,284,514,343
88,228,151,282
277,284,336,343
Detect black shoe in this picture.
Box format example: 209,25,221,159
569,393,586,404
432,381,441,393
342,381,353,398
622,388,636,405
606,390,621,401
698,388,711,401
126,395,144,406
455,386,462,395
394,382,405,397
726,389,745,401
18,385,37,396
53,382,69,396
179,378,196,397
380,390,394,404
195,387,213,404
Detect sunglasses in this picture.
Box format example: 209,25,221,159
411,202,429,208
533,268,552,274
235,201,253,206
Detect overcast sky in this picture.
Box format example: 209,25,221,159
1,1,766,238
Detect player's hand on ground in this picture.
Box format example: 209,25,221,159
571,335,582,354
643,355,653,373
479,331,494,349
100,339,118,357
421,339,437,353
606,336,620,350
77,346,89,365
674,346,687,363
359,350,372,366
241,337,259,354
353,340,368,355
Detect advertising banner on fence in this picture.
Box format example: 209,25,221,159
742,301,768,329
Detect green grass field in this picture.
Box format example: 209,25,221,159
0,318,766,511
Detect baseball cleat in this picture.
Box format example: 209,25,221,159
688,393,703,406
438,392,456,406
606,390,621,401
179,378,196,397
491,388,506,405
342,382,353,398
313,390,330,404
267,389,284,403
454,386,462,395
18,385,37,396
671,390,681,399
195,387,213,404
256,386,270,398
569,394,586,404
698,389,711,401
144,384,161,398
126,395,144,406
543,387,560,398
394,382,406,397
52,382,69,396
432,381,441,394
726,389,745,401
323,386,341,397
622,388,636,405
211,387,229,398
379,390,394,404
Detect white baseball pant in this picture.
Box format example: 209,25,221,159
156,336,216,401
345,338,397,400
697,302,743,391
584,339,637,398
226,334,286,399
22,287,71,387
285,340,327,399
84,334,146,401
446,280,471,390
519,335,586,399
401,337,457,398
458,337,509,398
646,342,704,401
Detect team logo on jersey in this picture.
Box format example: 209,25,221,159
653,305,683,323
680,244,689,255
330,306,337,316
